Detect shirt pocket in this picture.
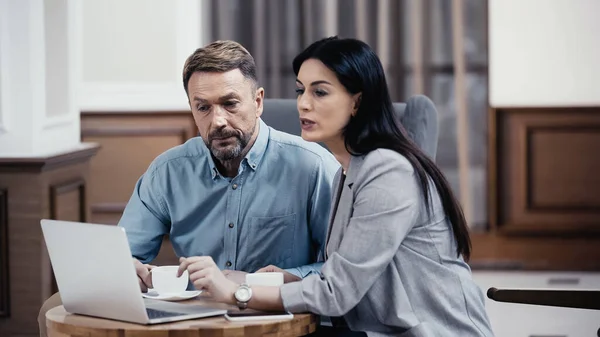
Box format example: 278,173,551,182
238,213,296,272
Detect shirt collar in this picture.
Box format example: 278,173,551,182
244,119,269,171
206,119,270,179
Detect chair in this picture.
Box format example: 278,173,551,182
260,95,439,159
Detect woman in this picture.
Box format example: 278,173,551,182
178,37,494,337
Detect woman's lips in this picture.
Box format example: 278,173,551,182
300,118,316,130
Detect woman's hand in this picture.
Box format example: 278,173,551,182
177,256,238,304
255,265,302,283
222,270,248,284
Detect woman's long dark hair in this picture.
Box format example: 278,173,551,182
294,36,471,260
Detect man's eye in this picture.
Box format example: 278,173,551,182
224,101,238,107
197,105,210,112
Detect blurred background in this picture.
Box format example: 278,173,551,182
0,0,599,336
208,0,489,227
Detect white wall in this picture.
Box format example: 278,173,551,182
0,0,8,138
79,0,210,111
0,0,81,156
489,0,600,107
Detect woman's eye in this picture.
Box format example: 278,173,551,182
295,88,305,96
315,89,327,97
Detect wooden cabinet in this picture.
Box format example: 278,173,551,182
489,107,600,234
472,106,600,271
0,144,99,336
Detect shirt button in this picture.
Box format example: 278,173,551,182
228,223,234,228
226,261,232,267
232,184,238,190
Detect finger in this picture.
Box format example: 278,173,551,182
135,261,147,273
189,268,211,284
135,263,151,279
144,264,156,288
177,257,192,277
193,276,211,291
256,265,275,273
192,269,215,290
138,275,148,292
185,258,217,275
144,269,154,289
178,256,208,276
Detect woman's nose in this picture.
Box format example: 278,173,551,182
297,93,311,112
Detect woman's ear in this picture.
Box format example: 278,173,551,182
352,93,362,116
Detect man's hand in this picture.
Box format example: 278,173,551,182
222,270,248,284
133,259,155,293
256,265,301,283
178,256,237,303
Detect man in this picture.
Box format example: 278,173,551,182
38,40,339,336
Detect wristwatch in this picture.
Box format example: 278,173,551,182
234,283,252,309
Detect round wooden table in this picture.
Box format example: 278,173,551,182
46,297,317,337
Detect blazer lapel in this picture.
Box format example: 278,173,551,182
344,155,363,191
324,168,343,260
325,156,365,258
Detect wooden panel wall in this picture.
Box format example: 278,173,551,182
478,106,600,271
81,112,196,266
46,179,87,295
81,112,197,225
50,179,86,222
490,107,600,235
0,189,8,318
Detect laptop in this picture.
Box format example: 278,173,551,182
41,219,227,324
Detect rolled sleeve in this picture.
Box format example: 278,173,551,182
280,280,309,313
118,169,170,263
284,262,324,279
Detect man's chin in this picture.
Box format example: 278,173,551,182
211,146,242,161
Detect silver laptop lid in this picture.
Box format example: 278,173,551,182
41,219,149,323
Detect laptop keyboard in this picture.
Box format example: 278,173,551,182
146,307,186,319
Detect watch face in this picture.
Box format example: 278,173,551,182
235,287,251,302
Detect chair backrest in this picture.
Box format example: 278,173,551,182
260,95,439,159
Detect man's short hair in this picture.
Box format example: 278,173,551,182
182,40,258,94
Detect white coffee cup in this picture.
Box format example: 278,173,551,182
151,266,188,294
245,272,284,287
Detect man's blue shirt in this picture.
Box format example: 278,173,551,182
118,119,339,277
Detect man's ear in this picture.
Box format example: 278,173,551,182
352,93,362,116
255,87,265,118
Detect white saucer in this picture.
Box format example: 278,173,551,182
142,289,202,301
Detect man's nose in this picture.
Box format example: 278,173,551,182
211,107,228,128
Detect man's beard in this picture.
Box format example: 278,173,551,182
205,127,252,161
